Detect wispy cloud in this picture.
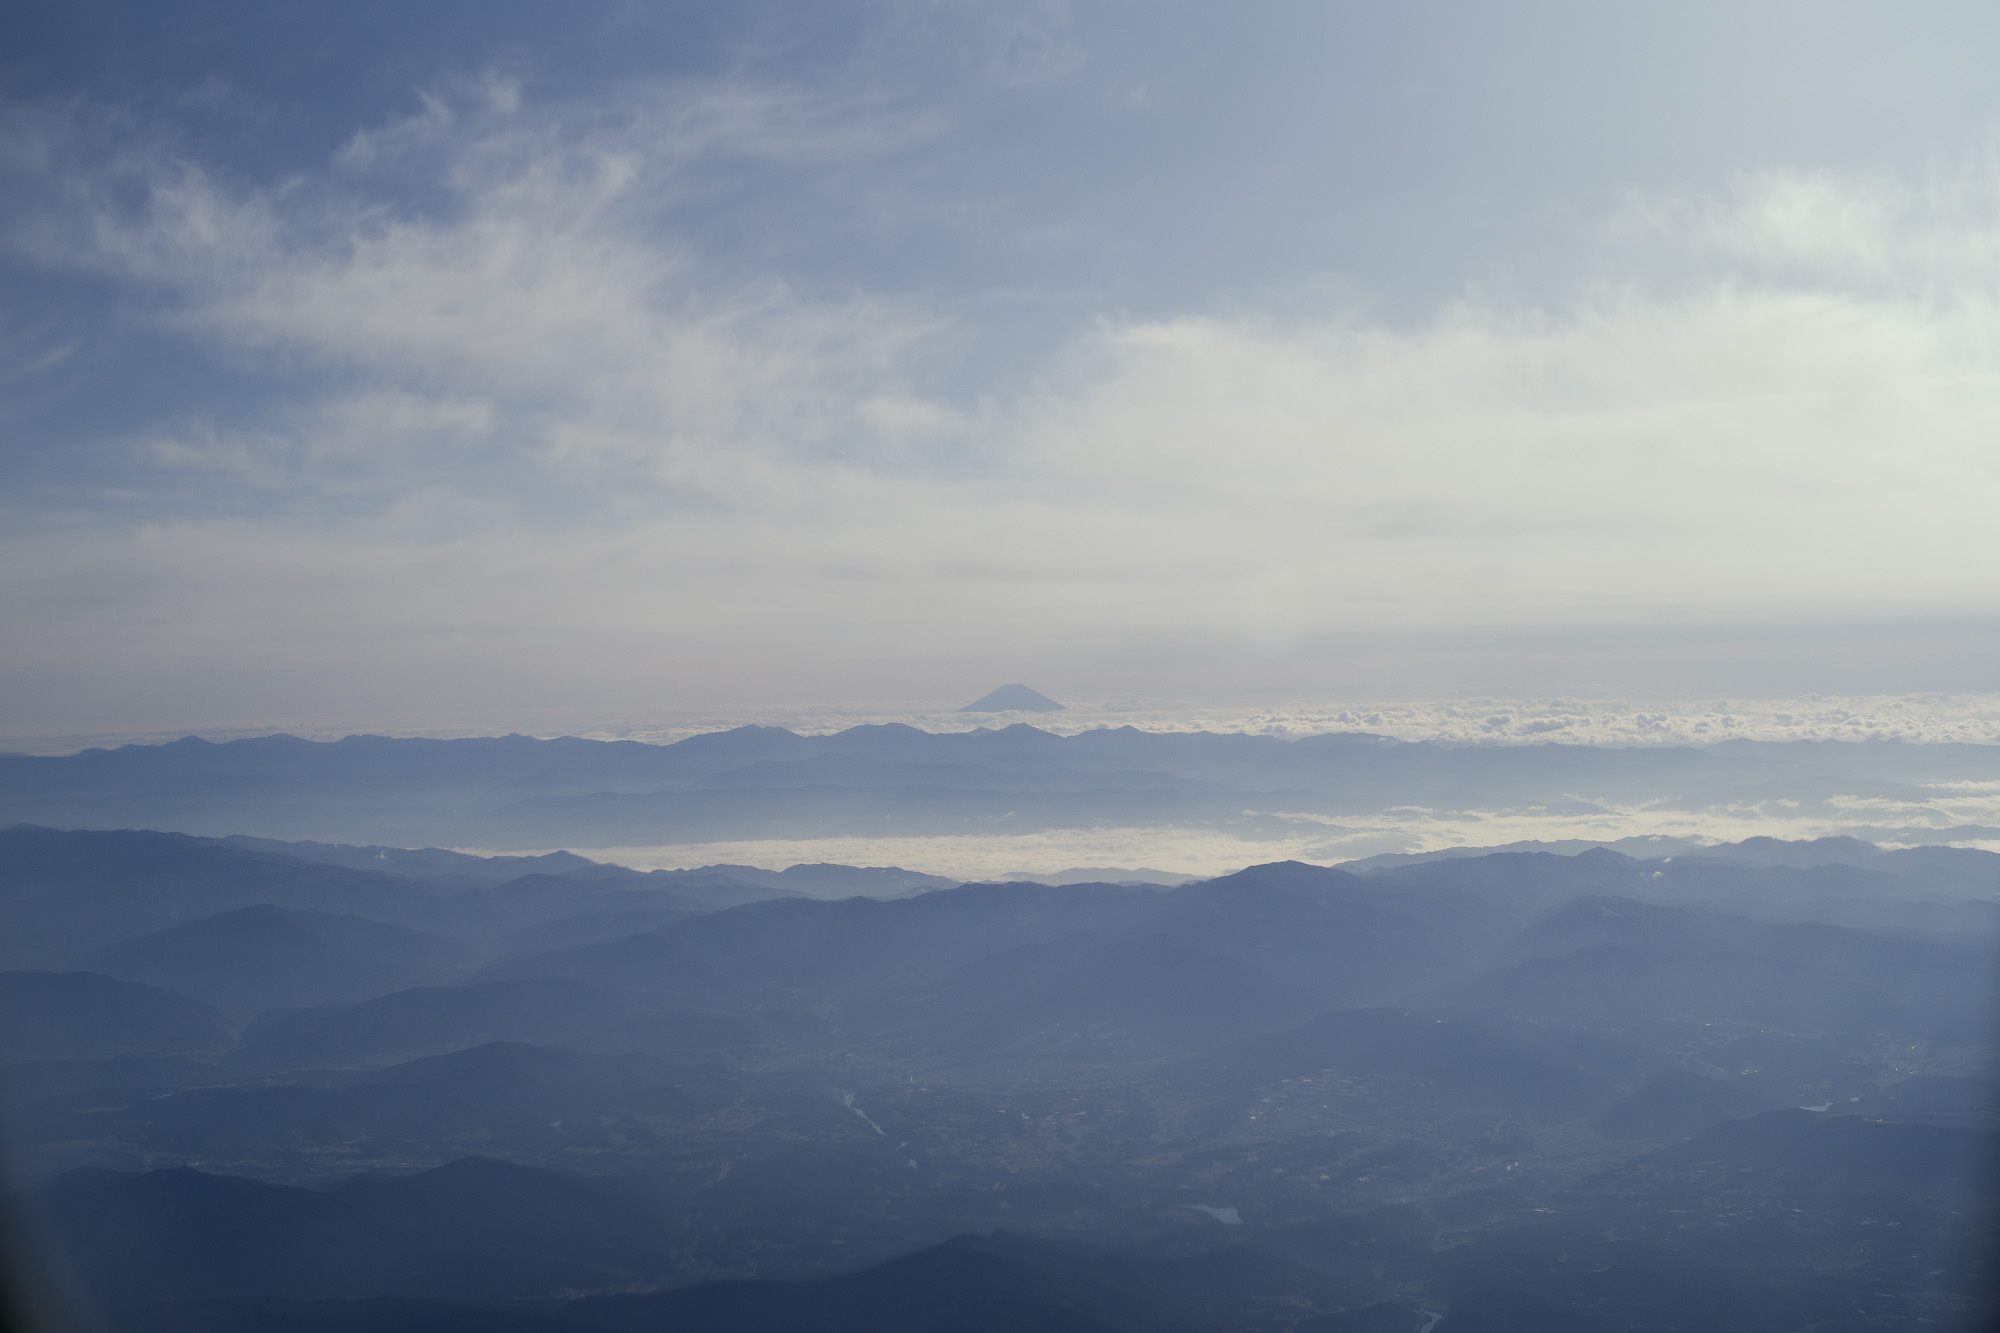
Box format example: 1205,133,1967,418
1618,163,2000,292
6,78,946,505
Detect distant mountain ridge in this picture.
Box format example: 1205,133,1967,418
5,723,1997,851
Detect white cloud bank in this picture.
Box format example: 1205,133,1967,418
3,83,1999,735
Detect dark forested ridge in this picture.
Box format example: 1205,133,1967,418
1,821,1994,1330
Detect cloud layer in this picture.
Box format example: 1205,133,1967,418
4,44,1999,735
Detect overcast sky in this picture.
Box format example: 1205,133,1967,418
4,0,1999,739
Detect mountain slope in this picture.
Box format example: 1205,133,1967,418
0,971,230,1062
91,906,473,1022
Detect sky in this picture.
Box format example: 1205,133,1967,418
4,0,2000,743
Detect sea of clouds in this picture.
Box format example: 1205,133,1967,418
594,691,2000,748
18,691,2000,755
20,694,2000,875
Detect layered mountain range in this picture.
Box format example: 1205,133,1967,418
1,821,1993,1330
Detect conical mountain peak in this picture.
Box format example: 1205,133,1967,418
959,684,1064,713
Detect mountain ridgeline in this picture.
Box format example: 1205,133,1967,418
0,819,1994,1330
6,724,2000,851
